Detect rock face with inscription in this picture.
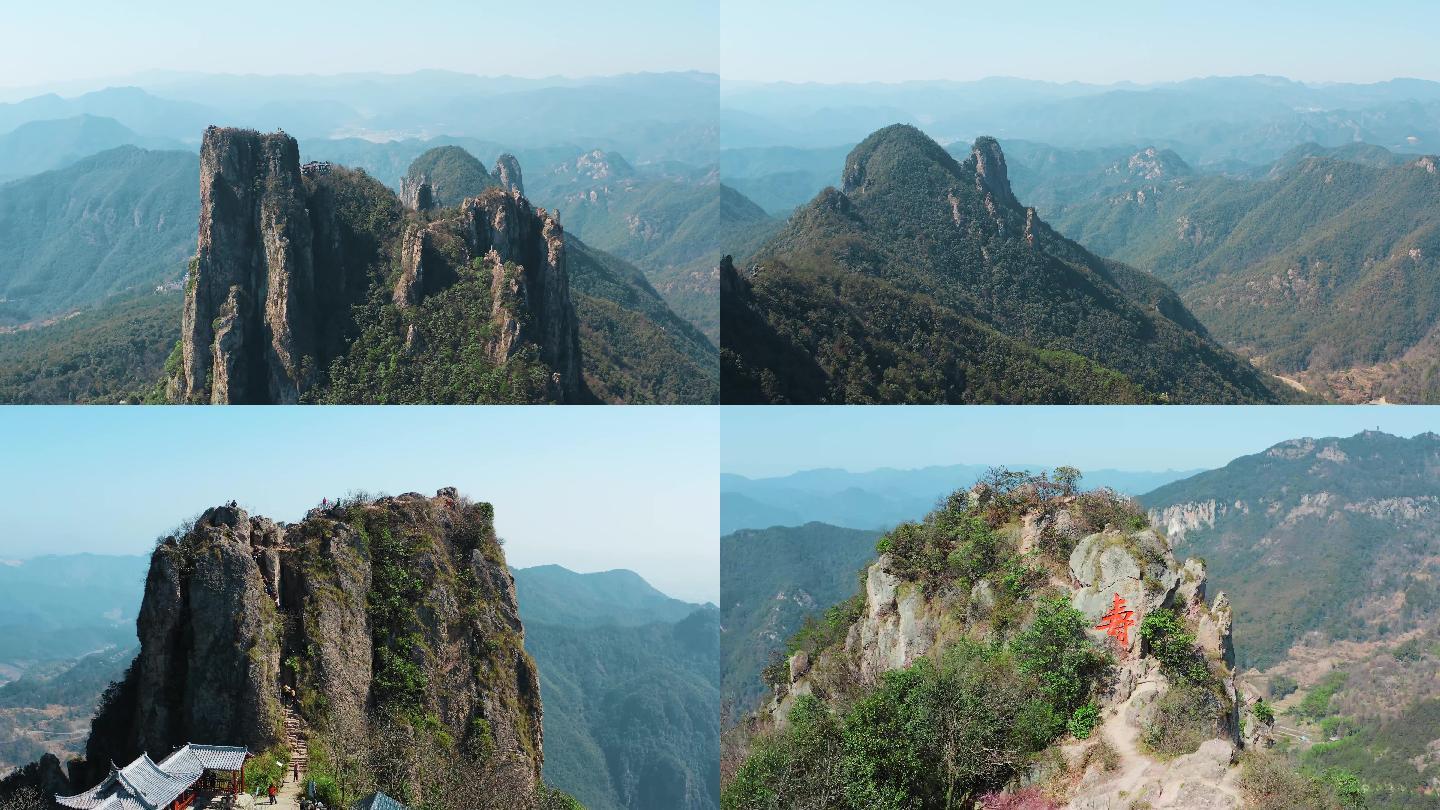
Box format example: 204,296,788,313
743,477,1247,805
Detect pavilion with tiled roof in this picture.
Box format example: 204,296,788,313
55,744,250,810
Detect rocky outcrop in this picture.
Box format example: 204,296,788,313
394,223,440,308
767,488,1243,804
400,175,435,212
467,191,583,397
494,154,524,196
174,127,318,404
846,556,938,684
969,135,1019,208
387,188,585,401
171,130,588,404
1069,528,1180,656
80,490,543,803
1063,520,1242,808
1148,500,1220,545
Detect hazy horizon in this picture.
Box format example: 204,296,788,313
0,67,719,99
721,462,1207,481
3,0,716,90
722,406,1440,478
721,0,1440,85
721,73,1440,90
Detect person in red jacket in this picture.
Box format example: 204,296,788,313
269,784,278,804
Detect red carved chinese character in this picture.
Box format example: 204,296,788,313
1095,592,1136,649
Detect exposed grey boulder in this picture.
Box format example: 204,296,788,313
969,136,1019,208
400,174,434,212
789,650,810,683
1176,557,1208,608
846,555,938,684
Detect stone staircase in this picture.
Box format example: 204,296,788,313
273,704,310,809
283,705,309,777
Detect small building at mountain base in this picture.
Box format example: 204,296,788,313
55,744,250,810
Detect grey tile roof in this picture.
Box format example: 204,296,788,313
56,744,249,810
352,791,410,810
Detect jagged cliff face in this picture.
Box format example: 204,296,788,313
175,128,317,404
81,490,543,804
169,128,587,404
392,188,585,401
493,154,524,196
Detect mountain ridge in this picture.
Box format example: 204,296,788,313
1036,142,1440,402
721,124,1297,404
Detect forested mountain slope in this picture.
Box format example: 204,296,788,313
1032,142,1440,402
721,125,1296,404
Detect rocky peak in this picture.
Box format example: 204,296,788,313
1119,146,1192,180
172,127,319,404
968,135,1019,207
400,174,435,212
171,133,586,404
400,146,497,210
718,254,743,297
80,489,543,803
493,154,524,196
839,123,961,197
570,149,633,182
395,189,583,402
390,188,586,402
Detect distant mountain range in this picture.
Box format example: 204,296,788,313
0,146,196,327
512,565,706,628
513,566,719,810
1,73,717,165
721,125,1295,403
0,554,147,681
0,116,182,182
1010,140,1440,402
720,464,1204,534
721,75,1440,160
720,522,880,716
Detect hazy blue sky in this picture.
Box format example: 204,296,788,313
723,406,1440,478
0,407,718,603
0,0,716,89
722,0,1440,84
